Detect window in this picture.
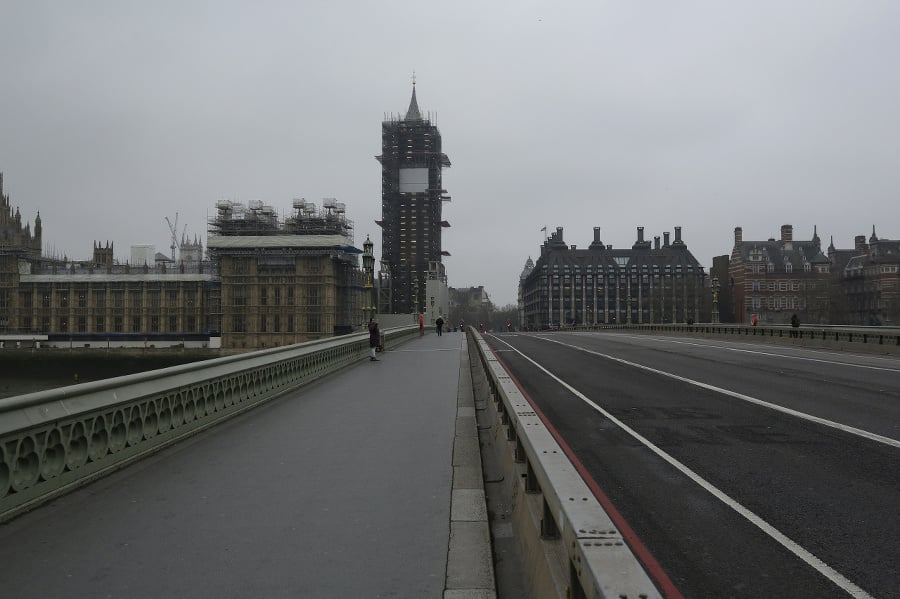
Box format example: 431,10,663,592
78,317,87,333
287,287,295,305
114,316,123,332
60,291,69,308
260,287,268,306
169,316,177,333
287,315,294,332
260,315,267,332
95,317,104,332
150,317,159,333
59,317,69,332
232,286,247,306
132,317,141,333
232,315,245,333
307,314,321,332
93,291,105,309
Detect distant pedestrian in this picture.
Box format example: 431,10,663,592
419,313,424,336
368,318,380,361
790,314,800,337
435,316,444,336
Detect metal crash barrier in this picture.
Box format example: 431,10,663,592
0,326,418,523
556,323,900,354
468,330,661,599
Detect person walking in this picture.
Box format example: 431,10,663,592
790,313,800,338
368,318,380,361
435,316,444,336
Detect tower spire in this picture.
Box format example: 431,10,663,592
405,74,422,121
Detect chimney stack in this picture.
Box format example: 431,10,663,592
654,236,660,250
593,227,602,243
781,224,793,242
855,235,868,254
663,232,670,247
674,226,682,244
734,227,743,244
637,226,645,243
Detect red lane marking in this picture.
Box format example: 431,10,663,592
492,348,685,599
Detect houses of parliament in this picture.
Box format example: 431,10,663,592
0,173,369,352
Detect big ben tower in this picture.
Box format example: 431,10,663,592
376,80,451,315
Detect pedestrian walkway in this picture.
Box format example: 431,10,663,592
0,331,494,598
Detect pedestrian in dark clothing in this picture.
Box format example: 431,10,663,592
435,317,444,336
368,319,380,361
790,314,800,338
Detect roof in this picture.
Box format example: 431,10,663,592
405,84,422,121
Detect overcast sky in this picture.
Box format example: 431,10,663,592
2,1,899,307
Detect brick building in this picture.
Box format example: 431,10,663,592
830,229,900,325
729,225,832,325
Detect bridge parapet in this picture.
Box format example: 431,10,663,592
0,325,418,523
469,330,661,599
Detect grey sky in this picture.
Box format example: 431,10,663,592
2,1,899,307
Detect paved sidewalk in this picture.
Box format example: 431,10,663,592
0,331,494,598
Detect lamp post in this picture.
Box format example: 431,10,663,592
362,235,375,322
711,276,720,324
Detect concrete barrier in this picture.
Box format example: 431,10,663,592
467,330,661,599
0,326,418,523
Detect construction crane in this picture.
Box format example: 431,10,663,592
165,213,186,262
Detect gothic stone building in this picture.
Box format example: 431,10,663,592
520,226,705,328
0,173,367,351
207,199,366,351
376,83,451,314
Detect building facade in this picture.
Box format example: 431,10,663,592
729,225,832,325
207,199,366,350
830,229,900,325
0,173,367,351
520,226,706,329
376,83,451,314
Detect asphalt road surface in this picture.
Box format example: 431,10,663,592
483,331,900,599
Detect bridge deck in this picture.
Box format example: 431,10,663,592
0,331,492,598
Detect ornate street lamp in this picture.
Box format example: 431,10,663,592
362,235,375,322
712,276,720,324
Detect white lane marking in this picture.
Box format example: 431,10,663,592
602,333,900,372
489,335,877,599
534,336,900,449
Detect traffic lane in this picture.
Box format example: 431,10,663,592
487,334,898,599
545,331,900,441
